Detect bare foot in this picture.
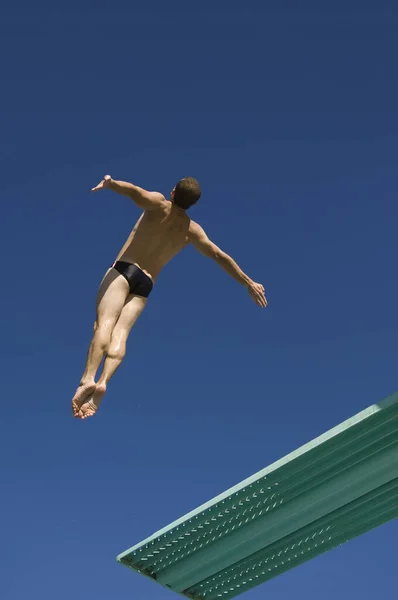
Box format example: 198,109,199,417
71,382,96,417
78,384,107,420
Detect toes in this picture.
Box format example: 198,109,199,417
74,388,103,421
79,405,96,420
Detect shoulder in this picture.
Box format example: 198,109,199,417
143,192,168,214
151,191,168,206
153,191,167,202
188,220,203,237
187,220,210,248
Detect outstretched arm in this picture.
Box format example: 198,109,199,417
91,175,166,211
188,222,267,308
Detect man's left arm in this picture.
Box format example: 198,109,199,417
91,175,166,211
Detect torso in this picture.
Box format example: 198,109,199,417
116,202,191,282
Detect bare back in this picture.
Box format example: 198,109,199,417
116,202,191,281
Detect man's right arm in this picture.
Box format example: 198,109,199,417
188,222,267,307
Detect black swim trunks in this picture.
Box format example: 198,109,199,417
112,261,153,298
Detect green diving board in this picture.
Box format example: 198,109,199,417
117,390,398,599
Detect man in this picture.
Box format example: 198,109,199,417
72,175,267,419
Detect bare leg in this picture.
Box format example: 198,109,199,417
79,294,147,419
72,269,130,416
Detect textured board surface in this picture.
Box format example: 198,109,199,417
117,391,398,599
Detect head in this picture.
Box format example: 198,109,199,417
171,177,201,210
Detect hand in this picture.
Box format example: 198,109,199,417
247,281,268,308
91,174,112,192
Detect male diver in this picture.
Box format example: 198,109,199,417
72,175,267,419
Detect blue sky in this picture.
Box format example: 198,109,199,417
1,1,397,598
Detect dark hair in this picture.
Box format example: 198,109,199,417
174,177,201,210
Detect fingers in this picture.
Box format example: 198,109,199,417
91,179,108,192
250,284,267,308
261,291,268,307
91,181,104,192
258,284,267,308
257,294,267,308
91,175,111,192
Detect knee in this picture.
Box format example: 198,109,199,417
94,325,113,352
